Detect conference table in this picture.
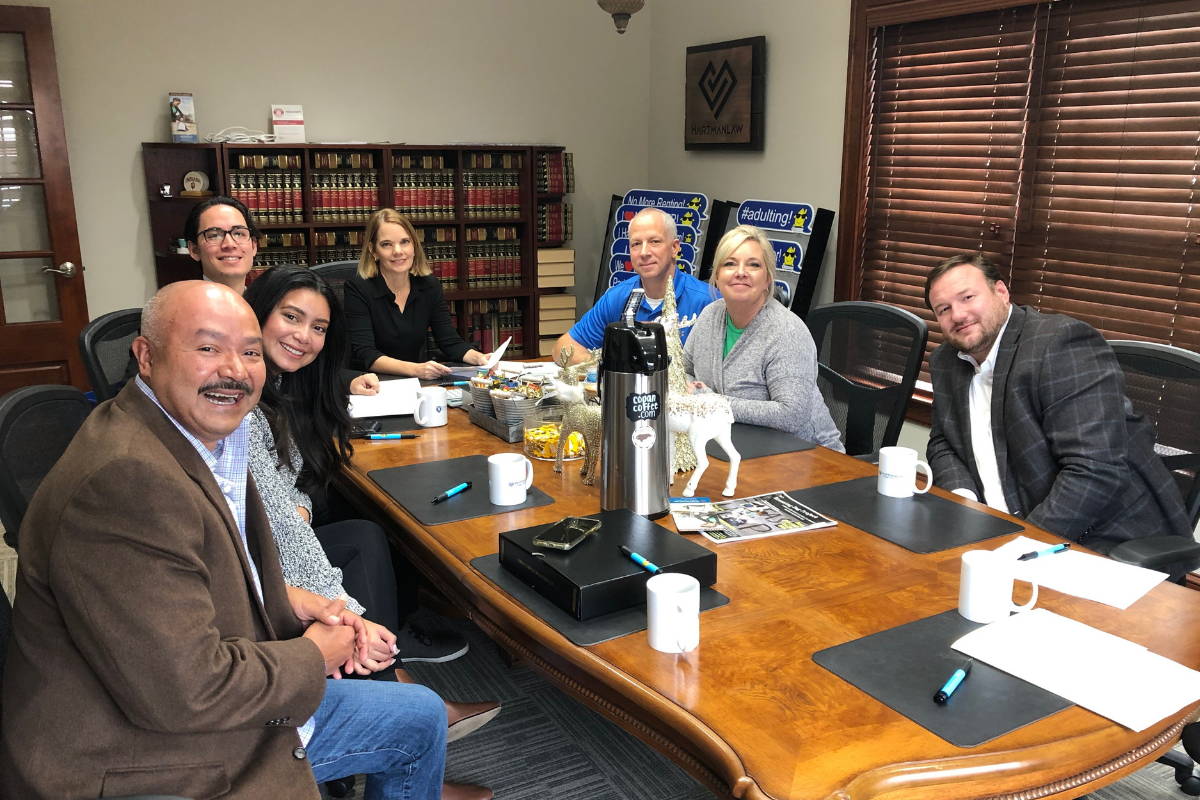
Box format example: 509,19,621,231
338,409,1200,800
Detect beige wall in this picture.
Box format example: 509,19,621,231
14,0,653,316
645,0,852,308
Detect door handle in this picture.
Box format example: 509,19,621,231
42,261,77,278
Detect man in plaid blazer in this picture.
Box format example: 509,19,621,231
925,254,1190,550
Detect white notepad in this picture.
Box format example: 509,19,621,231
346,378,420,418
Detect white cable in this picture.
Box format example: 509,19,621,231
205,126,278,143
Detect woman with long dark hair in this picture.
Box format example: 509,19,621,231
243,268,499,792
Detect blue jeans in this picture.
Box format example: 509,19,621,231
307,679,446,800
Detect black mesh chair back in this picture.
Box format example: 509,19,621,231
1109,340,1200,529
78,307,141,402
806,301,928,457
312,261,359,308
0,385,92,549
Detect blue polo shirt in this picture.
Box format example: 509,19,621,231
569,270,715,350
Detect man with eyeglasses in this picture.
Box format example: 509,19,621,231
185,196,260,293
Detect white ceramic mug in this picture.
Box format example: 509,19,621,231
877,446,933,498
646,572,700,654
958,549,1038,624
487,452,534,506
413,386,448,428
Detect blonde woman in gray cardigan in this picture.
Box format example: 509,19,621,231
683,225,844,451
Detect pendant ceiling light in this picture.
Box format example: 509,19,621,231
597,0,645,35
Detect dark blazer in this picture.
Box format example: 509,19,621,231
0,382,326,799
343,273,472,370
927,304,1191,548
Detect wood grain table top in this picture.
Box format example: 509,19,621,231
340,408,1200,800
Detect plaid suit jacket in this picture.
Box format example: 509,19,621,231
927,305,1190,547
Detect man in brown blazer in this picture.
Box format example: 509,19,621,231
0,282,446,799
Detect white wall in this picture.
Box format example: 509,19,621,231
14,0,653,316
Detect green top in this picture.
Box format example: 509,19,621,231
723,314,746,358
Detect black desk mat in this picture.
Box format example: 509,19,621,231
472,553,730,646
813,610,1072,747
705,423,816,462
368,455,554,525
789,476,1022,553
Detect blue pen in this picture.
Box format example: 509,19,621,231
1018,543,1071,561
366,433,421,440
442,380,470,387
933,659,973,704
619,545,661,575
432,481,471,504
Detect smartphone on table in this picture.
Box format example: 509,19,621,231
533,517,601,551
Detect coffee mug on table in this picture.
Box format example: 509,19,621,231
487,452,534,506
646,572,700,654
877,446,933,498
958,549,1038,624
413,386,448,428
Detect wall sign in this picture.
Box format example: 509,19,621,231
685,36,765,151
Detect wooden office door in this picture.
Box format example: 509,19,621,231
0,6,88,393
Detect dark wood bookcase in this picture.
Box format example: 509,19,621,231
142,142,574,358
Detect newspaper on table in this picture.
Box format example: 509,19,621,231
670,491,836,543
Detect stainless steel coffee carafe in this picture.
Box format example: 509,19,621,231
599,289,670,519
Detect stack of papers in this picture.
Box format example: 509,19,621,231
953,609,1200,731
992,536,1167,609
347,378,420,418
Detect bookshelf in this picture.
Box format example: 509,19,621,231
141,142,573,359
531,146,576,355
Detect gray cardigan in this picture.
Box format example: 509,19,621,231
683,298,844,451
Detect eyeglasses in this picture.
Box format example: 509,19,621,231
198,226,253,245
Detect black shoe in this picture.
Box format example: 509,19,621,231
396,620,469,663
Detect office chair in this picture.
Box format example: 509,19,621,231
312,260,359,308
0,385,93,550
806,301,928,459
0,584,191,800
78,307,141,402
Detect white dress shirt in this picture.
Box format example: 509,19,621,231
954,306,1013,513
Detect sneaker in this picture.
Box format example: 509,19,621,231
396,620,469,663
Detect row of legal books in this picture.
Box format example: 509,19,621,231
462,298,525,357
259,232,306,248
229,171,303,224
464,225,518,242
312,152,375,170
254,248,308,268
315,246,359,263
536,151,574,194
312,230,363,248
463,170,521,219
537,201,573,243
425,243,459,291
394,153,448,170
465,242,522,289
418,227,457,244
392,170,455,219
235,153,302,170
464,151,523,170
312,172,381,222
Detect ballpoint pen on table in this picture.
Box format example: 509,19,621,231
365,433,421,440
432,481,472,504
933,659,973,704
1017,543,1071,561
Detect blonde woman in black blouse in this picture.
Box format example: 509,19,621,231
344,209,491,379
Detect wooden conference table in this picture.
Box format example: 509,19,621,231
339,410,1200,800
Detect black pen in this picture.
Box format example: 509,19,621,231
366,433,421,440
432,481,472,504
933,659,973,705
619,544,661,574
1017,543,1070,561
